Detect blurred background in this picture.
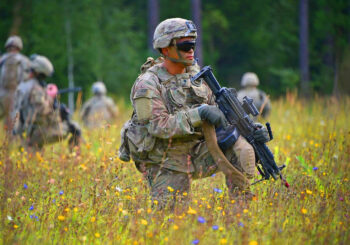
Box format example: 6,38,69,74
1,0,349,106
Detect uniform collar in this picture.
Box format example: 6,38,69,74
155,64,194,83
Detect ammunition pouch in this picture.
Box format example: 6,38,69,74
125,120,156,161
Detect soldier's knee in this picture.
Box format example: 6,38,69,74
233,136,255,178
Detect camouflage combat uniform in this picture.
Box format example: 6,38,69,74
0,52,30,119
123,59,255,208
12,54,81,149
80,95,118,128
12,78,73,148
237,72,271,119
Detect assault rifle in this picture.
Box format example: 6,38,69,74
191,66,289,188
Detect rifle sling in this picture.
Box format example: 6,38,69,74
202,121,250,191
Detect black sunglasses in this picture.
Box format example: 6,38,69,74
175,41,196,52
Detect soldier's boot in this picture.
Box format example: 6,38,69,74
226,177,255,202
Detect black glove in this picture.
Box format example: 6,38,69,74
198,105,228,128
253,123,270,143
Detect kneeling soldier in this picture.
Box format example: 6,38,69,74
119,18,269,209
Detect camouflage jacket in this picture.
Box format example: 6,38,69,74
80,95,118,128
12,78,68,140
126,59,215,172
0,52,30,90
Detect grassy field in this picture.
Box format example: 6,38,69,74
1,94,349,244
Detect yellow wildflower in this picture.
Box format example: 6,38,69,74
95,233,100,238
58,215,65,221
220,238,228,244
90,217,96,223
249,241,258,245
187,206,197,215
173,225,179,230
141,219,148,225
306,190,312,195
243,209,249,213
301,208,307,214
13,224,19,229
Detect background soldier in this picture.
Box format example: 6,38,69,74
80,81,118,128
0,36,30,129
12,55,81,150
237,72,271,120
119,18,269,209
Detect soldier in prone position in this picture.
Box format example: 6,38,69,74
12,55,81,150
0,36,30,129
237,72,271,120
119,18,270,209
80,81,118,129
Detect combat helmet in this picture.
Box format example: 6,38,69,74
5,35,23,50
92,81,107,95
30,54,54,77
241,72,260,87
153,18,197,65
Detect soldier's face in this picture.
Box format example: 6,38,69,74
166,37,195,62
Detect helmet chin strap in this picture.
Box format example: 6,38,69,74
162,39,194,66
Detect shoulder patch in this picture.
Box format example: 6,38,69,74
133,88,156,99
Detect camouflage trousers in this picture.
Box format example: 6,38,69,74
138,136,255,210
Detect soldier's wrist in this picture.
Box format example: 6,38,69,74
187,108,202,127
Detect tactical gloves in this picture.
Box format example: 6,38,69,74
253,123,270,143
198,105,228,128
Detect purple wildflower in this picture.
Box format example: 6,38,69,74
29,205,34,211
313,167,319,171
23,184,28,189
212,225,219,230
211,174,216,177
192,239,199,244
238,222,244,227
214,188,222,193
197,216,206,223
59,190,64,195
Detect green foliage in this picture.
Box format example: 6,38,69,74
0,0,349,99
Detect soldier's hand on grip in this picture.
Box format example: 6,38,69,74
198,104,228,128
253,123,270,143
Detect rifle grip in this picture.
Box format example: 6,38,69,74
266,122,273,140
